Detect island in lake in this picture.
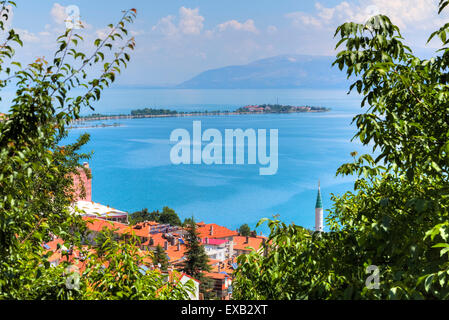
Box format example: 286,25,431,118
73,104,330,123
235,104,330,113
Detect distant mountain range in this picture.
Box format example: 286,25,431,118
176,55,350,89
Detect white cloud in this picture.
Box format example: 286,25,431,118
286,0,446,30
152,15,178,37
365,0,441,28
130,29,145,37
286,11,323,28
217,19,258,33
203,29,214,39
95,26,113,39
51,3,67,25
315,2,337,21
38,31,52,37
267,25,278,34
15,28,39,43
152,7,204,37
179,7,204,35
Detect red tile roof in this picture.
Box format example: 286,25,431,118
165,244,187,262
209,258,235,274
232,235,265,252
82,217,150,239
83,216,127,232
197,223,238,239
204,272,230,280
146,233,167,247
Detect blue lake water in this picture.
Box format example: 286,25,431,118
63,88,371,234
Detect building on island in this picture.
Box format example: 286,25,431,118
243,105,264,112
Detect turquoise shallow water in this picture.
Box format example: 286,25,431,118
63,88,371,234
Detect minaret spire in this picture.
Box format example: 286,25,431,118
315,180,323,232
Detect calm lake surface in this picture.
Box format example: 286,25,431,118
62,88,371,234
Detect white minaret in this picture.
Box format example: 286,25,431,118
315,180,323,232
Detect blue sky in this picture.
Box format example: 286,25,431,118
3,0,448,86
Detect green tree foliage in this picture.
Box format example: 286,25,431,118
233,1,449,300
152,244,169,272
130,108,177,116
239,224,251,237
129,208,157,224
0,3,190,299
182,217,212,297
81,233,194,300
183,218,211,278
130,207,182,226
93,226,119,258
183,217,195,227
200,276,217,300
159,207,182,226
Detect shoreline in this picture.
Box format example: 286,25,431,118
73,109,330,123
